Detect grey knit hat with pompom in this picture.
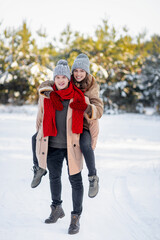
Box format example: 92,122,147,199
53,59,71,80
71,53,90,74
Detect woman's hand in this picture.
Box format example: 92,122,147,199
70,101,88,111
43,91,51,97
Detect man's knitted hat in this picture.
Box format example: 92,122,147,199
71,53,90,74
53,59,71,80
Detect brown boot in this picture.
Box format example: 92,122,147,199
45,205,65,224
68,214,80,235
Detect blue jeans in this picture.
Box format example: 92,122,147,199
47,147,83,215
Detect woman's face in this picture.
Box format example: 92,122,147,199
73,69,87,82
55,75,69,90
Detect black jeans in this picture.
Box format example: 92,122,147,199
47,147,83,215
32,132,38,167
80,129,96,176
32,129,97,176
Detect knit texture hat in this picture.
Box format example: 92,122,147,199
71,53,90,74
53,59,70,80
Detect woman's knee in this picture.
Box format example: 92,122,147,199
80,131,91,151
80,139,92,152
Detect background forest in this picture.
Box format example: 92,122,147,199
0,20,160,114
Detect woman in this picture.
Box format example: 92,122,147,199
34,59,98,234
37,53,103,198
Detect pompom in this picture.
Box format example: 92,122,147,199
57,59,68,66
77,53,89,60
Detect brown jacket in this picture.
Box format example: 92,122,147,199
36,94,99,175
74,74,104,129
74,74,104,121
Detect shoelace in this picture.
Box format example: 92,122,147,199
31,166,38,176
71,216,78,226
90,181,95,187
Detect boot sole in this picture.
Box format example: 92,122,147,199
68,228,79,235
45,213,65,224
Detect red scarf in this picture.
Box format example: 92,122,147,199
43,81,86,137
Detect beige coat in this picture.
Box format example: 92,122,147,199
81,74,104,121
36,94,99,175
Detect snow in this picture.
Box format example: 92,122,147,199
115,81,127,89
11,61,18,68
0,105,160,240
0,72,13,84
30,63,53,80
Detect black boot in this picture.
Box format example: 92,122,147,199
68,214,80,235
45,205,65,224
31,166,47,188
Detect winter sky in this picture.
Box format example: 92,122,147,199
1,0,160,42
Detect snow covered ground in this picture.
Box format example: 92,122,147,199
0,105,160,240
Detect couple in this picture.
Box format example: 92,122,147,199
31,53,104,234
